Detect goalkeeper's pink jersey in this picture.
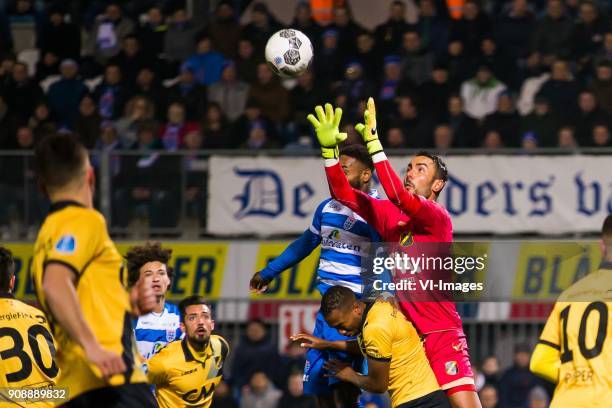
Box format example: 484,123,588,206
325,158,463,334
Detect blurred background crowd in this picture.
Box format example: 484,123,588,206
0,0,610,155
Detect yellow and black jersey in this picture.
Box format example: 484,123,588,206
148,335,229,408
0,296,58,407
358,300,440,407
537,262,612,407
31,201,147,401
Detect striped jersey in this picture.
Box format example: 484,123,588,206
134,302,183,360
311,193,382,296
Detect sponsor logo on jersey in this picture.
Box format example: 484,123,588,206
451,342,463,352
55,235,76,254
329,201,342,211
399,231,413,247
166,328,176,342
445,361,458,376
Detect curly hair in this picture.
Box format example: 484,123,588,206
125,242,173,287
321,285,355,318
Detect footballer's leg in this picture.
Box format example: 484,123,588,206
423,329,481,408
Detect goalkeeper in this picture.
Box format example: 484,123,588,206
307,101,481,408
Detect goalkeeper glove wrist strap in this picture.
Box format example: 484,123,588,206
366,139,383,156
321,146,339,160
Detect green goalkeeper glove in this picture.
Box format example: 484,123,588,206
307,103,347,159
355,97,383,155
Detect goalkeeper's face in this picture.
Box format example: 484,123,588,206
182,304,214,345
340,155,371,192
404,156,444,199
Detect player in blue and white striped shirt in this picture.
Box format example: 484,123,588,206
250,144,384,408
126,242,182,363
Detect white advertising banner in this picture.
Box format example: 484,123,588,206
208,155,611,235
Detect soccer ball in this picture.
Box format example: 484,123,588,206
265,29,313,78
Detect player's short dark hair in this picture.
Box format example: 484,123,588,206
179,295,211,321
321,286,356,318
125,242,174,286
34,133,88,192
416,150,448,182
0,247,15,293
340,144,374,171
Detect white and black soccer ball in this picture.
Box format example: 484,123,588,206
265,29,313,78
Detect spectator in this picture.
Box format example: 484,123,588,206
0,56,16,91
374,1,411,56
158,102,199,150
201,102,229,149
527,386,549,408
570,0,609,65
110,35,153,85
288,68,327,137
520,95,559,147
594,32,612,66
592,123,611,146
517,53,550,115
163,8,199,64
419,62,454,120
291,2,322,54
28,101,56,140
240,371,282,408
433,124,454,149
277,372,316,408
137,6,167,61
74,94,101,149
241,119,277,149
115,95,156,147
416,0,449,56
87,3,135,65
338,62,376,121
590,60,612,115
574,90,608,145
446,40,472,85
230,99,277,147
498,344,543,408
480,37,517,90
400,30,434,85
445,94,480,147
38,6,80,60
242,2,282,55
450,0,491,59
47,59,87,129
247,63,289,124
557,125,578,148
208,61,250,121
478,384,498,408
538,59,580,118
277,341,307,390
331,5,362,61
483,93,521,147
461,63,507,120
315,29,345,83
494,0,534,61
209,1,242,59
167,64,207,121
396,95,435,147
94,63,131,120
385,124,408,148
211,380,238,408
183,130,207,226
521,132,539,151
480,355,501,389
378,55,403,116
34,51,60,82
354,31,380,81
230,320,281,393
483,129,504,148
93,121,124,166
0,95,18,149
184,34,226,86
132,67,167,121
531,0,573,61
236,37,260,84
3,62,43,121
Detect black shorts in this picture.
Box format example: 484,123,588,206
396,390,451,408
60,383,157,408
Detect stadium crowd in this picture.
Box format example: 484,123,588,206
0,0,610,154
2,0,612,234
